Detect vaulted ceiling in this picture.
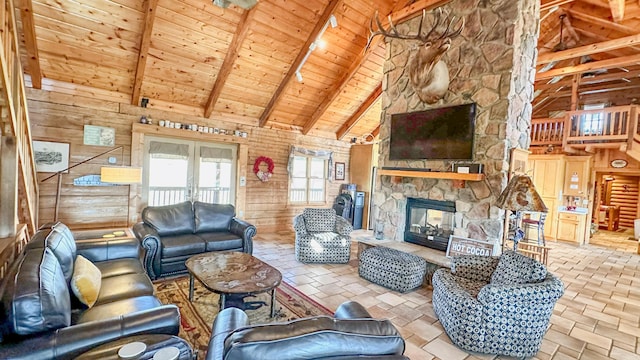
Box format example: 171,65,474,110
13,0,640,140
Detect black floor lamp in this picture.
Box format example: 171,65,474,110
40,146,142,222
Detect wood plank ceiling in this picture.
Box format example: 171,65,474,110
12,0,640,140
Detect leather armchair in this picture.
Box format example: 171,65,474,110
207,301,409,360
134,201,256,280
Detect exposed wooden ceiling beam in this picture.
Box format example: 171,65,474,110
301,0,451,135
335,83,382,140
541,0,576,12
204,7,258,118
568,8,637,36
258,0,342,127
608,0,625,22
19,0,41,89
537,32,640,65
131,0,158,106
536,54,640,80
371,124,380,138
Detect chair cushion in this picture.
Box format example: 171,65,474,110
8,248,71,335
74,295,162,324
194,202,235,233
94,258,146,278
490,250,547,285
161,234,206,258
302,208,336,232
197,232,244,251
94,273,155,306
70,255,102,308
142,201,195,236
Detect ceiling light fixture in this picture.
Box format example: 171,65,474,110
295,14,338,83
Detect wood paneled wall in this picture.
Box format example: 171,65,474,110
27,88,351,231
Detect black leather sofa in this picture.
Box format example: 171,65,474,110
0,222,181,360
207,301,410,360
133,201,256,280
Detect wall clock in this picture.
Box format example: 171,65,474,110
610,159,628,168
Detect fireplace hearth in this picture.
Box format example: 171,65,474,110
405,198,455,251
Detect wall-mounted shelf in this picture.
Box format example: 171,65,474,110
378,169,484,181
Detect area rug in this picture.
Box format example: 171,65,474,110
154,276,333,358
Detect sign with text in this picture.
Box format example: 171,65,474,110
446,235,495,257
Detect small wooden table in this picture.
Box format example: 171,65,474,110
185,252,282,317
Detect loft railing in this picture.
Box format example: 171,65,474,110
530,118,564,146
0,0,38,236
565,106,636,148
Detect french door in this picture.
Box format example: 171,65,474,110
143,136,237,206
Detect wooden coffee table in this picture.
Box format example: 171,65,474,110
185,252,282,317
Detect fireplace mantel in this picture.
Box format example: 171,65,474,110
378,169,484,181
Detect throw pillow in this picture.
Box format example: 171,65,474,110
71,255,102,307
490,250,547,285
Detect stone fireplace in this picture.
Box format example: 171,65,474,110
405,198,455,251
372,0,538,244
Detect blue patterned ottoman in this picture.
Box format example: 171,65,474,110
358,246,427,293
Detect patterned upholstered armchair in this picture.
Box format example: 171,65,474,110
432,250,564,358
293,208,353,263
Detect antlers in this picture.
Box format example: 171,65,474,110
365,8,465,51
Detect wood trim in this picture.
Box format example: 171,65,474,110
258,0,342,127
204,7,258,118
301,0,450,135
0,137,18,238
536,54,640,80
131,0,159,106
378,169,484,181
335,83,382,140
608,0,625,22
536,32,640,65
131,123,249,144
19,0,41,89
371,124,380,138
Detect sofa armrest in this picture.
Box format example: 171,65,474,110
133,222,162,280
478,273,565,305
335,215,353,236
293,214,307,236
450,255,500,283
0,305,180,360
206,307,250,360
229,218,256,254
335,301,372,319
76,237,142,263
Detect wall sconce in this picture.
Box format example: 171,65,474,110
295,14,338,83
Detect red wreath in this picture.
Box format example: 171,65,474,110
253,156,274,182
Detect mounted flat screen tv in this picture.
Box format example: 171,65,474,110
389,103,477,161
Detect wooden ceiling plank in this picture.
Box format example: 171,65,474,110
536,54,640,80
258,0,343,127
300,0,451,134
335,83,382,140
204,7,258,118
608,0,625,22
131,0,159,106
19,0,42,89
537,32,640,65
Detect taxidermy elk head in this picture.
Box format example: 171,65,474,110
366,8,464,104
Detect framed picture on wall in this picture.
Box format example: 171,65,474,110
510,148,529,178
335,162,345,181
33,141,70,173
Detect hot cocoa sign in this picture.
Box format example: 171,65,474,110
446,236,496,258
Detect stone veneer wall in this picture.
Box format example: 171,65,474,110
374,0,539,243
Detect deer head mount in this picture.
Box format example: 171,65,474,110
367,8,464,104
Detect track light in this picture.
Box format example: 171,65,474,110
295,71,303,82
295,14,338,83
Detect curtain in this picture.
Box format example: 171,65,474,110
149,141,189,159
287,146,334,181
200,146,232,163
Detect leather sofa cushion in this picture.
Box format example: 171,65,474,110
8,248,71,335
194,202,235,233
302,208,336,232
94,258,146,278
94,273,155,306
143,201,195,236
225,316,405,359
197,232,243,251
75,295,162,324
161,234,206,258
26,222,77,283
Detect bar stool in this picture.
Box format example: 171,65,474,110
521,212,546,246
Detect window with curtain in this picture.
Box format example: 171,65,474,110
289,155,326,204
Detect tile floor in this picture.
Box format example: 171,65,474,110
252,229,640,360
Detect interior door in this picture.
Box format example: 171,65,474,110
143,137,236,206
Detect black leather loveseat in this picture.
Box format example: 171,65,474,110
133,201,256,280
208,301,409,360
0,222,180,360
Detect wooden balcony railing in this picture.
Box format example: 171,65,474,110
565,106,637,149
148,186,231,206
0,0,38,237
530,118,564,146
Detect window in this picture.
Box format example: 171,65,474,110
290,155,326,203
581,103,605,135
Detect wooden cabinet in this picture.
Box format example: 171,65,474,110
563,156,591,197
528,155,565,240
557,212,587,244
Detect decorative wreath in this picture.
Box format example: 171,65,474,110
253,156,274,182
